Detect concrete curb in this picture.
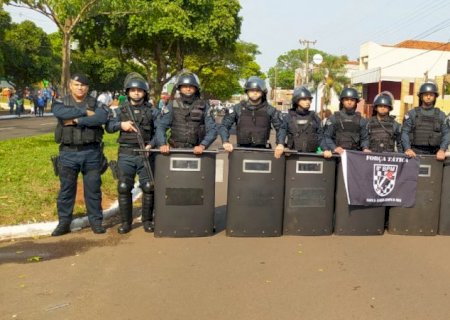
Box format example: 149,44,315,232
0,183,143,241
0,113,53,120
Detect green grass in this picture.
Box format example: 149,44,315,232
0,133,119,226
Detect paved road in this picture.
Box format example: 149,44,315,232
0,114,56,141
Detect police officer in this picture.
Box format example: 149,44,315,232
106,74,162,234
323,87,369,158
401,82,449,160
218,76,284,158
279,86,323,156
158,72,217,154
366,92,402,153
52,73,109,236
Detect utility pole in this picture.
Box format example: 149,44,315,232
299,39,317,85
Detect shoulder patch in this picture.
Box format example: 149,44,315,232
404,114,409,120
326,120,332,126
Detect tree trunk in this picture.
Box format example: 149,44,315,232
61,31,71,96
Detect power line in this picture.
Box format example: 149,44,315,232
354,41,450,79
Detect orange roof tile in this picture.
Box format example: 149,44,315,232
393,40,450,51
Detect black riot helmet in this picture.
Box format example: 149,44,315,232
176,73,200,90
244,76,268,94
418,82,439,98
124,72,149,102
339,87,360,109
125,78,149,92
292,86,313,107
373,94,393,109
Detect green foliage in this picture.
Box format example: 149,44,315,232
184,41,264,100
71,45,144,93
0,8,12,75
74,0,242,97
2,20,56,88
0,132,119,226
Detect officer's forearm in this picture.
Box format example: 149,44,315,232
53,104,86,120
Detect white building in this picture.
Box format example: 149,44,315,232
351,40,450,117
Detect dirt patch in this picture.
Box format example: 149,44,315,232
75,182,116,210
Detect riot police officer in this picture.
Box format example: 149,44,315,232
401,82,449,160
323,87,369,158
279,86,323,156
158,72,217,154
106,73,161,234
52,73,109,236
367,93,402,153
218,76,284,158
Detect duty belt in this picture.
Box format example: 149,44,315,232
60,143,100,151
119,144,141,155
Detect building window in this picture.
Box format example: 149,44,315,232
447,60,450,74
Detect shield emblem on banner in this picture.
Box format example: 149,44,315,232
373,164,398,197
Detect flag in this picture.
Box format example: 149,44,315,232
341,150,419,207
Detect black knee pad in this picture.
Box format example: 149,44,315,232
140,181,153,194
118,180,133,194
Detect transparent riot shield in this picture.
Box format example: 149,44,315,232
153,149,217,237
283,152,336,236
439,157,450,235
334,158,386,235
226,148,285,237
389,156,443,235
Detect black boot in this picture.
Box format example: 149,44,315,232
51,222,71,237
118,192,133,234
141,187,154,233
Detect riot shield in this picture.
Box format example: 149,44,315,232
334,158,386,235
389,156,443,236
226,148,285,237
439,157,450,235
283,153,336,235
153,149,216,237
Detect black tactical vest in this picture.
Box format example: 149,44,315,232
411,107,442,147
54,95,104,145
236,102,270,146
334,111,362,150
287,110,319,152
368,116,396,153
170,98,206,147
117,102,154,145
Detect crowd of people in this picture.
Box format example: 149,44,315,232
50,71,447,237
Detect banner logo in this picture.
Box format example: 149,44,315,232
373,164,398,197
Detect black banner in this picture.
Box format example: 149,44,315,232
342,150,419,207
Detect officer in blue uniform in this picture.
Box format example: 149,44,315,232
106,74,162,234
366,92,402,153
322,87,369,158
52,73,109,236
278,86,323,156
401,82,449,160
158,72,217,154
218,76,284,158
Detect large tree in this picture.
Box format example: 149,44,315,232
0,8,12,76
74,0,242,98
184,41,264,100
3,0,118,93
3,20,55,89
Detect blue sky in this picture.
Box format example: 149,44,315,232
5,1,450,72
